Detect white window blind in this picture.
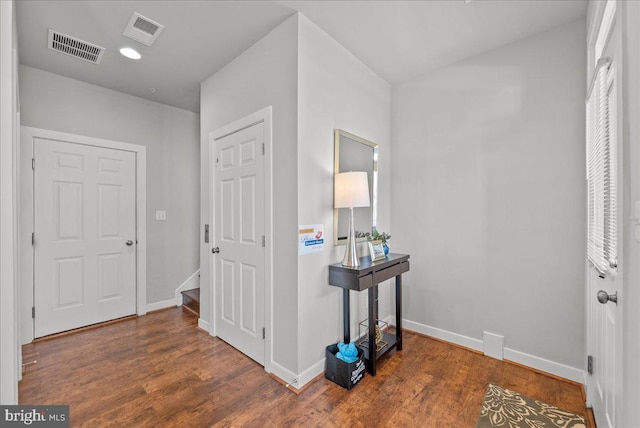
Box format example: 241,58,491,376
586,59,617,276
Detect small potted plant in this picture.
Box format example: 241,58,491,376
369,230,391,255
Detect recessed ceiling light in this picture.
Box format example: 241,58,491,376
119,47,141,60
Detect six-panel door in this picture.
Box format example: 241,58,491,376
34,138,137,337
214,122,265,365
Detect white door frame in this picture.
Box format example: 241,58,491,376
19,126,147,344
0,0,19,404
621,2,640,425
208,106,273,373
585,1,628,426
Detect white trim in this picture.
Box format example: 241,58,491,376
296,358,325,389
267,360,326,391
135,148,147,318
174,269,200,306
483,331,505,361
503,348,585,385
208,126,215,337
620,3,640,425
587,0,608,82
197,318,209,333
268,360,298,389
402,319,584,384
0,0,19,404
207,107,274,373
594,0,616,66
14,71,21,383
19,126,147,343
146,299,176,312
403,319,484,353
384,314,396,327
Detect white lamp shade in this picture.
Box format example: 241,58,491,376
334,171,371,208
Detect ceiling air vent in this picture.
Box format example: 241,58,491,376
123,12,164,47
48,29,105,64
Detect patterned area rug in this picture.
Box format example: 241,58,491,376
476,384,586,428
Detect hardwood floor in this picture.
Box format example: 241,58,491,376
20,307,593,427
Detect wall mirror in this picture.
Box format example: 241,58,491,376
334,129,378,246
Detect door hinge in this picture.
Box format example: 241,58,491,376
587,355,593,375
262,143,265,155
262,236,265,247
31,232,35,245
32,158,35,170
262,327,265,339
32,307,35,319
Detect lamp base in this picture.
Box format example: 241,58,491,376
342,207,360,268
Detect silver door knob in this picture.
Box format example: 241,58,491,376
212,247,220,254
597,290,618,305
126,240,134,246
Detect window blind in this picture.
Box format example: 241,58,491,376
586,59,617,276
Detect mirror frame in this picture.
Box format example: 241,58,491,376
334,129,378,246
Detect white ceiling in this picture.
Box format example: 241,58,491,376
16,1,587,113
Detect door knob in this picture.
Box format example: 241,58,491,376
126,240,134,246
597,290,618,305
212,247,220,254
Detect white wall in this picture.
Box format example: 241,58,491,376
391,20,586,371
19,66,200,307
200,14,299,376
0,0,20,404
297,15,391,377
200,13,391,385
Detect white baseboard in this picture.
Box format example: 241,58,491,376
504,348,585,384
268,360,298,389
197,318,209,332
484,331,504,360
402,319,584,384
146,299,176,312
270,316,585,390
291,315,394,390
384,315,396,326
297,358,326,388
403,319,484,352
175,269,200,306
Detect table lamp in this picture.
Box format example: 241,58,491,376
335,171,371,268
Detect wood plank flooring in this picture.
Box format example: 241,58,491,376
20,307,593,427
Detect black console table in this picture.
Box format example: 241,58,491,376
328,253,410,375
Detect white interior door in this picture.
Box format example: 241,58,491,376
34,138,137,337
587,8,623,427
213,122,265,365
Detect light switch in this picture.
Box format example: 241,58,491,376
156,210,166,221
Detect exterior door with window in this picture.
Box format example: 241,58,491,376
585,3,623,426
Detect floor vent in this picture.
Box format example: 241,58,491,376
48,29,105,64
123,12,164,47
